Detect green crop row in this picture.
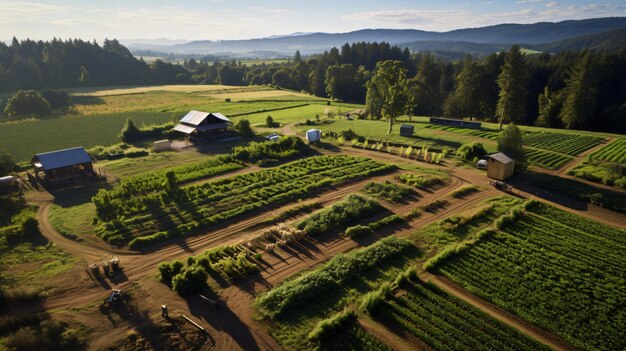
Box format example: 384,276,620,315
296,194,384,237
362,181,416,203
255,236,412,319
523,133,604,156
379,279,550,351
589,138,626,164
524,148,573,169
437,205,626,351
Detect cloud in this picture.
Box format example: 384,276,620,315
516,0,543,4
342,4,626,31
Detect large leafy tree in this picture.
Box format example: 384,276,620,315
0,152,16,177
497,123,525,166
560,52,597,130
496,46,529,130
366,60,412,134
535,87,562,128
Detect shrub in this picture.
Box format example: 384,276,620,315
40,89,71,110
158,260,184,284
231,136,308,163
171,265,208,296
21,217,40,237
0,151,16,177
456,142,487,161
265,115,278,128
344,224,373,238
297,195,382,237
359,283,391,315
233,119,254,137
3,90,50,117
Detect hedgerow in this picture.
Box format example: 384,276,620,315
231,136,309,163
396,173,445,189
297,195,383,237
256,236,412,318
363,181,415,202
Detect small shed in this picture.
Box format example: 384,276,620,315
306,129,321,142
153,139,172,152
32,147,95,184
487,152,515,180
0,175,19,194
400,124,414,137
173,111,232,141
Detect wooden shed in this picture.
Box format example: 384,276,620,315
487,152,515,180
32,147,95,184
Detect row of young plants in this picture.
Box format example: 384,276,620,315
396,173,446,189
425,124,499,139
523,147,573,169
97,156,245,201
315,319,392,351
589,138,626,163
362,181,415,203
231,136,309,164
375,279,551,351
93,156,394,247
436,204,626,351
351,140,450,164
344,215,405,238
296,194,384,237
522,133,604,156
255,236,413,319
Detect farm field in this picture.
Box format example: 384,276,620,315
92,155,394,247
0,85,358,162
376,279,551,351
3,83,626,351
434,202,626,351
569,138,626,188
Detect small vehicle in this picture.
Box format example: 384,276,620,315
104,289,123,305
490,180,513,192
476,159,488,170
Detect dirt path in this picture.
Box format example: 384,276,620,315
421,272,578,351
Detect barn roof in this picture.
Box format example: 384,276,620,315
173,123,196,134
34,147,92,170
489,152,514,164
180,110,231,126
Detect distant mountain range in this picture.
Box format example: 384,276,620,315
125,17,626,58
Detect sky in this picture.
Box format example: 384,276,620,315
1,0,625,41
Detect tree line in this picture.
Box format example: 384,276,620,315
1,38,624,132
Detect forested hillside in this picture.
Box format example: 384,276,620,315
1,38,625,133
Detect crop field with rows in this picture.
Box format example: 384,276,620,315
425,125,499,140
522,133,604,155
588,138,626,164
378,279,550,351
523,148,573,169
436,203,626,351
92,155,394,247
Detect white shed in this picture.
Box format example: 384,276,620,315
306,129,321,142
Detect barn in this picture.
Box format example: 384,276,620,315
430,117,481,130
32,147,95,184
173,111,232,141
487,152,515,180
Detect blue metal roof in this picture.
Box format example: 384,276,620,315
34,147,92,170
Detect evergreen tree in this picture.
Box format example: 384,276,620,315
444,56,483,118
535,87,562,127
496,46,529,130
560,52,597,130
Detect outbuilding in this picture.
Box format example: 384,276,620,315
400,124,414,137
32,147,95,184
306,129,321,142
173,111,232,141
430,117,482,130
152,139,172,152
486,152,515,180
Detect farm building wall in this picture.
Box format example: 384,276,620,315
487,159,515,180
430,117,481,130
